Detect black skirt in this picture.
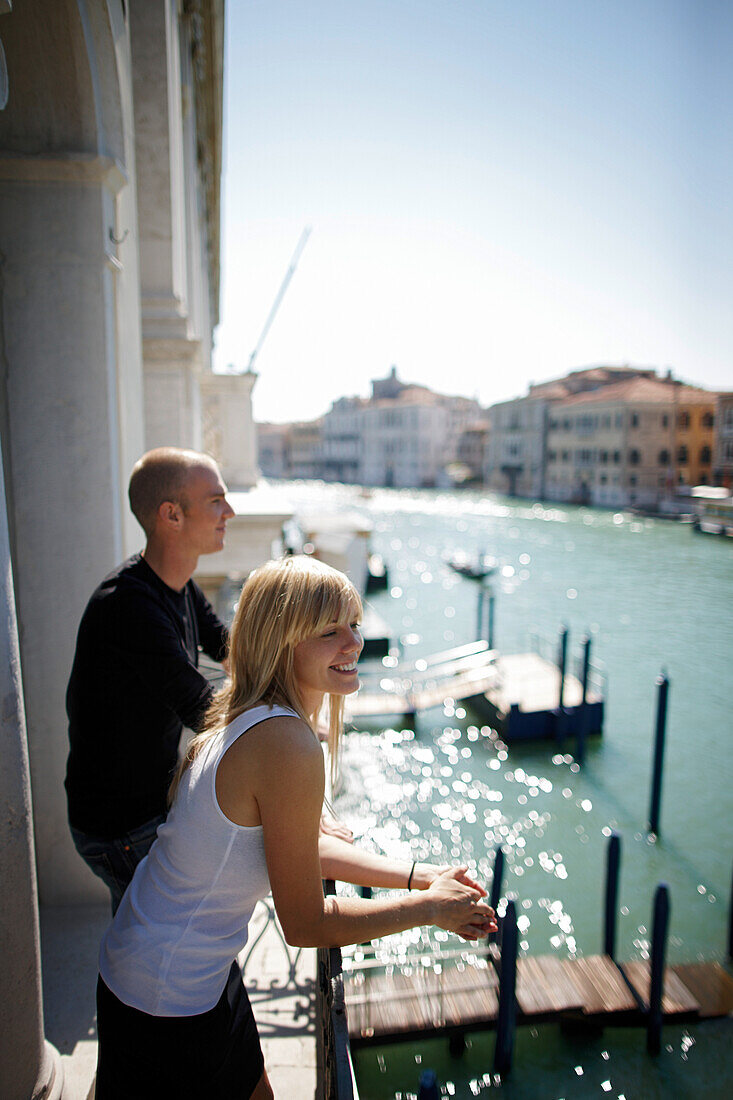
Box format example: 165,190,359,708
95,962,264,1099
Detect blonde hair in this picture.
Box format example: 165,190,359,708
170,555,362,802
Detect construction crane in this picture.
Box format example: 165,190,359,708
244,226,312,373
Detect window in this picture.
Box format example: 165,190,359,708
599,450,608,464
629,475,637,486
702,411,714,428
628,449,641,466
678,411,690,429
661,414,668,428
658,450,669,466
613,451,621,464
700,445,711,464
630,413,639,428
677,445,688,464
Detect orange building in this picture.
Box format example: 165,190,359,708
544,376,716,508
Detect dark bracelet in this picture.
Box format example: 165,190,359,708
407,860,417,890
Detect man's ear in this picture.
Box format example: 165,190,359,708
157,500,183,530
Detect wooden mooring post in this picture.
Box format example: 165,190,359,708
729,858,733,961
489,845,505,944
554,626,569,743
648,673,670,835
493,899,518,1077
604,831,621,958
576,635,592,766
417,1068,439,1099
476,585,496,649
647,883,670,1054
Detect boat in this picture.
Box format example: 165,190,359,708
445,551,497,581
692,495,733,537
365,552,389,591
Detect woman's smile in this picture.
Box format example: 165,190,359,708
293,619,363,712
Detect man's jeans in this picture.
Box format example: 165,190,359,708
71,812,166,914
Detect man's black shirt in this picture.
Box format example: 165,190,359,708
65,554,228,837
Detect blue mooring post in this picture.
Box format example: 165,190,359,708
359,886,374,952
418,1068,439,1099
603,831,621,958
728,858,733,961
493,899,518,1077
577,635,591,766
647,883,670,1054
555,626,569,743
489,846,505,945
648,673,670,835
558,626,568,708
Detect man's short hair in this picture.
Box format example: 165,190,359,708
128,448,216,536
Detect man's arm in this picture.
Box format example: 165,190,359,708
191,583,229,663
109,589,215,731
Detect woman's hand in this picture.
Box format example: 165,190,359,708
426,867,497,941
319,812,354,844
409,862,487,898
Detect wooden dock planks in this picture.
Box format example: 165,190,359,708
343,955,732,1045
345,962,499,1041
563,956,638,1015
622,961,700,1017
515,955,586,1017
669,963,733,1018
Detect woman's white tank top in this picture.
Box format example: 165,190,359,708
99,704,298,1016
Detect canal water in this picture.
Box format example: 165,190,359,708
270,481,733,1098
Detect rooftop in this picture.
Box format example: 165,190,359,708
557,376,716,407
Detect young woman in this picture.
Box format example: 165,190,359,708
95,555,496,1099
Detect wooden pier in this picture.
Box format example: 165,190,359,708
348,636,605,743
483,651,604,741
348,640,500,719
342,948,733,1047
336,836,733,1073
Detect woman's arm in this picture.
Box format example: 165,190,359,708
249,717,494,948
318,833,486,896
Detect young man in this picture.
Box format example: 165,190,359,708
65,448,235,911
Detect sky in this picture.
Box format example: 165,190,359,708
213,0,733,424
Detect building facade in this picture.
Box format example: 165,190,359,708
257,367,483,489
713,393,733,488
544,377,716,508
484,396,549,497
321,396,364,483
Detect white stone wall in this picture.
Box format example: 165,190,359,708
201,371,259,488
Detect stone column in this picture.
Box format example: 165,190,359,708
131,0,206,450
0,446,63,1100
201,370,259,488
0,152,132,905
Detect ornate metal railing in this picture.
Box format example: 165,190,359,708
317,881,359,1099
